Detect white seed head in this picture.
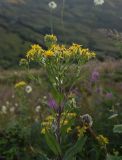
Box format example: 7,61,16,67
94,0,104,5
81,114,93,127
25,85,32,93
48,1,57,10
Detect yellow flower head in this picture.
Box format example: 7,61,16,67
19,58,28,66
67,127,72,133
44,34,57,48
80,48,96,60
41,128,46,134
15,81,27,88
68,43,81,55
26,44,44,60
97,135,109,145
76,125,87,137
44,50,54,57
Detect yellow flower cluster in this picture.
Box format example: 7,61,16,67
41,115,54,134
62,112,77,117
96,135,109,145
44,50,54,57
15,81,27,88
44,34,57,48
41,112,77,134
76,125,87,137
26,44,44,60
19,58,28,66
25,35,96,62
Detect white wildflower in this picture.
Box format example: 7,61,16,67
48,1,57,10
94,0,104,5
35,105,41,113
15,103,18,107
25,85,32,93
35,117,39,122
10,107,15,113
1,105,7,114
6,101,9,106
12,95,15,98
42,57,46,65
43,96,47,99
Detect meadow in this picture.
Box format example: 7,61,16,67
0,0,122,160
0,56,122,159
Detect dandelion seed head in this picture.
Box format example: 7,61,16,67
94,0,104,6
81,114,93,127
48,1,57,10
25,85,32,93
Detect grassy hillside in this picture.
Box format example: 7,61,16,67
0,0,122,68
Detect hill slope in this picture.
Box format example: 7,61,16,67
0,0,122,68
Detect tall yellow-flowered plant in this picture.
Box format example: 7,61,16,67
20,35,109,159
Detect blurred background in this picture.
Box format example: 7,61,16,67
0,0,122,69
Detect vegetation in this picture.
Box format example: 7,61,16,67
0,35,122,159
0,1,122,159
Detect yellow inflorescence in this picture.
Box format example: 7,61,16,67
25,35,96,62
44,50,54,57
15,81,27,88
41,112,77,134
96,135,109,145
26,44,44,60
44,34,57,45
19,58,28,66
80,48,96,59
76,125,87,137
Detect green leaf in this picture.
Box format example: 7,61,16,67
113,124,122,133
107,154,122,160
45,131,62,156
63,136,87,160
50,86,64,104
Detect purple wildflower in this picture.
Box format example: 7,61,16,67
48,98,57,109
91,70,99,82
105,92,113,99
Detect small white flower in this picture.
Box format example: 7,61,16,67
1,106,7,114
108,113,118,119
25,85,32,93
48,1,57,10
43,96,47,100
35,105,41,113
6,101,9,106
35,117,39,122
94,0,104,5
15,103,18,107
10,107,15,113
12,95,15,98
42,57,46,64
61,80,63,84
